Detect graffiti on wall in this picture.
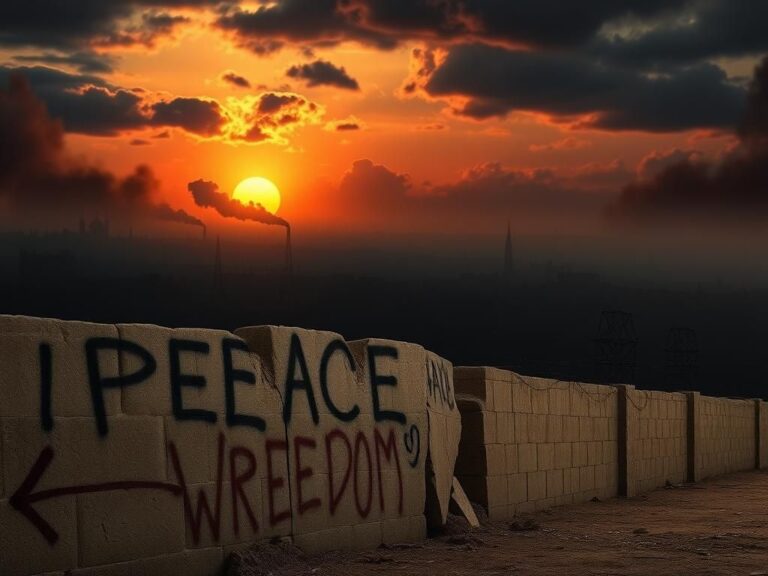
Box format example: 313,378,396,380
9,329,422,548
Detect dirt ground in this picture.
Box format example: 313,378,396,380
232,470,768,576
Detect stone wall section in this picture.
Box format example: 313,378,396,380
696,396,755,480
454,368,617,520
625,389,687,496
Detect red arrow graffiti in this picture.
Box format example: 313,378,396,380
10,446,182,545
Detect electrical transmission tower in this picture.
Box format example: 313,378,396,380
593,310,638,384
664,327,698,389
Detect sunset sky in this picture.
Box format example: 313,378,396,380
1,1,767,238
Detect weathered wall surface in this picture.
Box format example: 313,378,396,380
423,352,462,528
0,315,460,576
454,368,618,520
695,396,755,480
625,389,687,496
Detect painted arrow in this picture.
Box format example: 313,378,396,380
10,446,182,545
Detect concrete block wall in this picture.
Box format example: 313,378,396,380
455,368,768,519
0,315,460,576
624,389,687,496
695,395,756,480
454,368,618,521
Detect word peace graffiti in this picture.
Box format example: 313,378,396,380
37,335,407,436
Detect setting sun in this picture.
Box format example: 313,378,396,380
232,177,281,214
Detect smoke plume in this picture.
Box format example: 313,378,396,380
187,179,289,228
0,73,203,230
612,56,768,226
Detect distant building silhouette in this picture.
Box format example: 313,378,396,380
503,222,513,284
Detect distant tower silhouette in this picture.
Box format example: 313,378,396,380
664,327,698,388
78,216,86,235
213,235,224,294
503,221,513,283
594,310,638,384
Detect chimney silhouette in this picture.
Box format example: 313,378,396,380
503,221,513,283
213,235,224,294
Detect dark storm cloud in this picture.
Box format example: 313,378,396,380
52,87,147,135
612,57,768,224
0,2,133,49
0,65,146,135
0,1,212,50
0,74,203,228
99,11,191,48
0,0,682,55
215,0,396,55
211,1,764,135
213,0,683,53
335,122,360,131
420,44,745,131
0,66,229,136
150,97,226,136
593,0,768,70
459,0,685,49
188,179,289,227
0,64,110,92
286,59,359,90
0,0,759,72
12,51,117,73
221,71,251,88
